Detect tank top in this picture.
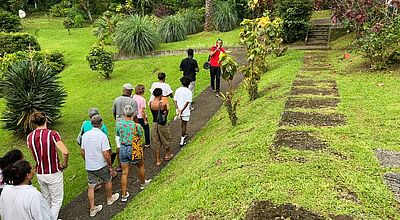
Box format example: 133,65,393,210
150,101,168,124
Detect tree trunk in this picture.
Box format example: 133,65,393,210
205,0,214,31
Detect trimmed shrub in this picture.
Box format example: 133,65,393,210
275,0,314,43
0,32,41,56
0,9,22,32
114,15,160,56
158,15,186,43
0,61,67,136
86,44,114,79
0,51,65,75
213,1,239,32
180,9,204,35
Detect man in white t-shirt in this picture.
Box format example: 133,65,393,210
81,115,119,217
174,77,193,147
149,72,174,109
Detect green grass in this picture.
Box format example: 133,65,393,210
311,10,332,20
114,34,400,219
114,50,305,219
0,17,219,204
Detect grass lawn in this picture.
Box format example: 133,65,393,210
114,35,400,219
312,10,332,20
0,17,238,204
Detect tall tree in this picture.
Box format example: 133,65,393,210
205,0,214,31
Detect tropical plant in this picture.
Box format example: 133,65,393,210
86,44,114,78
0,32,41,56
213,1,239,32
93,11,121,43
63,17,73,35
0,9,22,32
49,0,72,17
0,61,67,136
240,15,285,100
114,15,160,56
180,9,204,35
274,0,314,43
158,15,186,43
116,0,153,16
219,52,239,126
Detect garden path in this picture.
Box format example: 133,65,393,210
246,50,354,220
58,48,247,220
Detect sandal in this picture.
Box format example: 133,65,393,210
164,154,174,161
156,160,163,166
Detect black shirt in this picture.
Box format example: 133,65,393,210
180,57,199,82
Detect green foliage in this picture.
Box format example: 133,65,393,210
0,9,22,32
275,0,314,43
179,9,204,35
0,0,25,13
114,15,160,56
86,44,114,78
93,11,121,43
240,16,285,100
63,17,74,35
219,52,239,126
115,0,153,16
213,1,239,32
0,61,67,136
357,17,400,70
0,32,41,56
67,6,86,27
49,1,72,17
0,51,65,75
158,14,186,43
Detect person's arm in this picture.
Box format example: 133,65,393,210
174,100,180,115
101,135,112,166
55,141,69,169
140,106,148,124
80,148,85,160
210,46,219,56
180,101,190,113
195,60,199,72
112,101,117,120
180,60,184,71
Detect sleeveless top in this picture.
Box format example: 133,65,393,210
150,101,168,124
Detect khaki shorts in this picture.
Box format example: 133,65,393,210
151,123,171,150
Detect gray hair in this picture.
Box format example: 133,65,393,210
123,105,135,117
90,115,103,128
88,108,100,118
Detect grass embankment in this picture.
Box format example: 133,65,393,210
115,34,400,219
115,50,304,219
311,10,331,20
0,17,239,204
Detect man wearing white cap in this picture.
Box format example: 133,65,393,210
112,83,138,171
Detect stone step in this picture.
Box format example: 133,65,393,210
308,36,329,40
308,32,329,37
306,40,329,46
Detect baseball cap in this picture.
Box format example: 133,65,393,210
123,83,133,90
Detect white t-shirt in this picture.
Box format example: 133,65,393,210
81,128,111,171
0,185,51,220
174,87,193,116
149,82,173,102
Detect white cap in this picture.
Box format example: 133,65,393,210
123,83,133,90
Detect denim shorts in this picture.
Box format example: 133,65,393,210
119,144,140,165
86,165,111,187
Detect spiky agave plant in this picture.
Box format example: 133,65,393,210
114,15,160,56
0,61,67,136
158,15,187,43
213,1,239,32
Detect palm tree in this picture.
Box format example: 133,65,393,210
205,0,214,31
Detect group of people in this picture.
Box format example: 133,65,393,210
0,39,226,219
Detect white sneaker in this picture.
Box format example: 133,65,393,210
107,193,120,205
121,192,130,202
89,205,103,217
140,179,152,190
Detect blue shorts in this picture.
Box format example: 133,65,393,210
119,144,140,165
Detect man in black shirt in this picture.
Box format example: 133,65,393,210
180,49,199,102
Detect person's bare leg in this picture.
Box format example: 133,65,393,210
116,148,121,170
155,148,162,165
105,181,112,200
121,163,129,197
88,187,95,210
137,160,145,185
181,120,187,137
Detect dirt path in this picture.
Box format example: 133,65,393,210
58,48,246,220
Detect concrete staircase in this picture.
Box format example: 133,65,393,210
305,24,330,47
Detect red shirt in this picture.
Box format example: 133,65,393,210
27,129,62,174
210,46,225,67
